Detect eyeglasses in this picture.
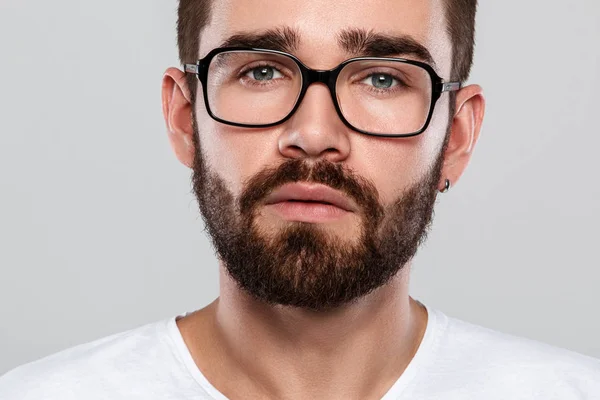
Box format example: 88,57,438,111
184,47,461,138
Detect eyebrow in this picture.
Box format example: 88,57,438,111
219,26,300,52
218,26,436,68
338,28,436,68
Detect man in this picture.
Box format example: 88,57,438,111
1,0,599,398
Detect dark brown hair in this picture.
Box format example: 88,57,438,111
177,0,477,107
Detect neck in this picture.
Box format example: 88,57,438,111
177,263,428,400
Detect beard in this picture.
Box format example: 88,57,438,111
191,116,446,312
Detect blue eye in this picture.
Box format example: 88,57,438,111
247,66,283,81
367,73,398,89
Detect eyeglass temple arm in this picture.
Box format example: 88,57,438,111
441,82,461,92
184,64,199,74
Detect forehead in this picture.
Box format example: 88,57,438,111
199,0,452,76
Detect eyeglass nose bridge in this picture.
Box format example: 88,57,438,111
301,68,339,96
297,68,343,115
306,68,335,84
291,65,358,133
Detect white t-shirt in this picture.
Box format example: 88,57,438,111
1,303,599,399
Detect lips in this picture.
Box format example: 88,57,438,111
264,183,357,212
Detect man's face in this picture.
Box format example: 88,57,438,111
191,0,453,311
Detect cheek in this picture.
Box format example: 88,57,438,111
353,125,444,205
194,103,279,195
356,141,422,203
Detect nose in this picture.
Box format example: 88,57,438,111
278,83,351,163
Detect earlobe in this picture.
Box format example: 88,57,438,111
439,84,486,190
162,67,195,168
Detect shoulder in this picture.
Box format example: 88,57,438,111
0,318,173,400
427,308,600,398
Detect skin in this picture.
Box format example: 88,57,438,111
161,0,485,398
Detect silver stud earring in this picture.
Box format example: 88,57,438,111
440,179,451,193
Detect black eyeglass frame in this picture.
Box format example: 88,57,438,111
185,47,461,138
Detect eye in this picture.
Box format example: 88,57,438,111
245,66,284,81
361,73,399,89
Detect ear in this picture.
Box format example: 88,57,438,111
162,67,195,168
439,84,486,190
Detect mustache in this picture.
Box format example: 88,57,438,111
238,158,382,219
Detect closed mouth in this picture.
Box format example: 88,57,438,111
284,199,335,205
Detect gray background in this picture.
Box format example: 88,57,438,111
0,0,598,375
